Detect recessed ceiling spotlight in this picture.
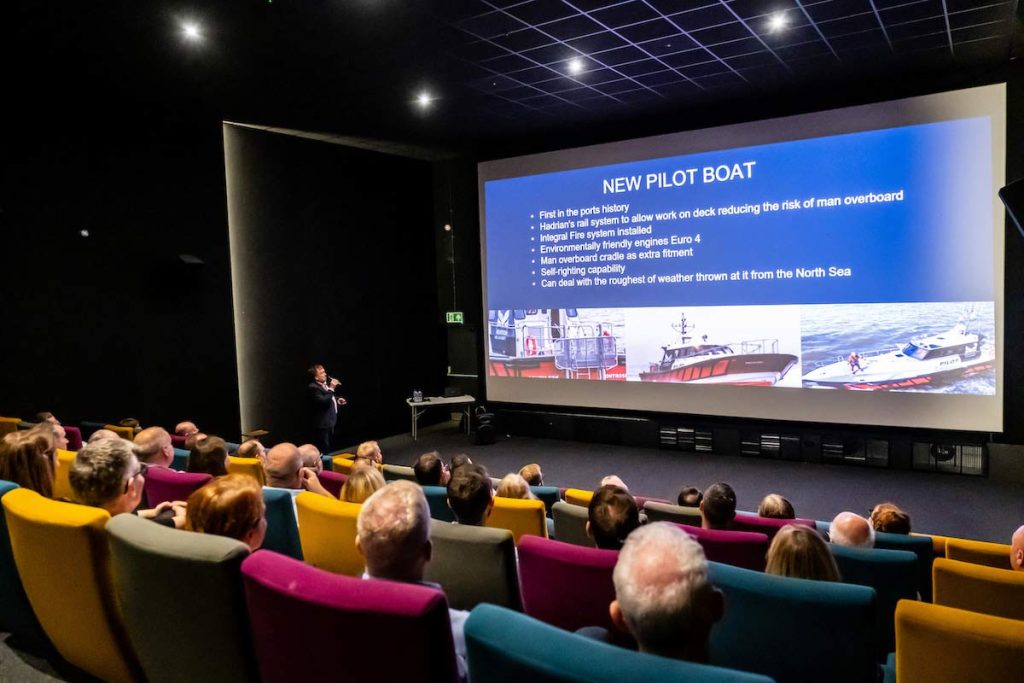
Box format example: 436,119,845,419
416,91,433,108
767,12,787,32
181,22,202,41
567,57,585,75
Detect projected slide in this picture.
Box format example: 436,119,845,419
480,85,1004,431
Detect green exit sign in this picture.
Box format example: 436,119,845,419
446,311,464,324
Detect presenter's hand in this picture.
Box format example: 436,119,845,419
329,378,341,389
301,468,331,497
337,397,347,406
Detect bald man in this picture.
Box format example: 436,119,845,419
175,421,199,437
298,444,323,473
829,511,875,548
1011,525,1024,571
263,443,331,506
134,427,175,469
89,428,121,443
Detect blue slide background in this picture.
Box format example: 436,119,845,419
485,117,993,310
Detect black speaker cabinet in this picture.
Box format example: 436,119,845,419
1000,177,1024,239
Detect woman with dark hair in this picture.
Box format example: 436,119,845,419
765,525,840,582
187,436,230,478
0,428,57,497
185,474,266,550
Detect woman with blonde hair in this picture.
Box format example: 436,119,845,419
185,474,266,550
339,466,385,504
0,428,57,497
765,524,840,582
758,493,796,519
495,473,537,500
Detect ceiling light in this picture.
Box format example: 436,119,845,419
567,57,585,75
182,22,202,41
416,92,433,108
768,12,787,32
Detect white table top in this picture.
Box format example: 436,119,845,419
406,395,475,406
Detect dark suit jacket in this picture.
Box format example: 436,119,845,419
308,381,338,430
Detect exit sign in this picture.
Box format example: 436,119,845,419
446,311,464,324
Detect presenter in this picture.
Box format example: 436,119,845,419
307,363,347,453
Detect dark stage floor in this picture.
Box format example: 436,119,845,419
355,422,1023,544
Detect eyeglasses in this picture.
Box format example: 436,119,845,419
124,462,149,492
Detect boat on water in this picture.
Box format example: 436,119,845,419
638,314,798,386
801,313,994,390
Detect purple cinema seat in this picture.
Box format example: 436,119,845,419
731,512,817,541
676,524,770,572
517,535,620,634
170,434,187,448
241,550,459,683
144,468,212,507
318,470,347,498
63,426,83,451
634,495,671,509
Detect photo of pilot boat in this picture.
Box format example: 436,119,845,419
487,308,626,380
626,306,802,387
800,302,995,393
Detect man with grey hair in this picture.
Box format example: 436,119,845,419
608,522,723,662
356,481,468,679
133,427,175,469
829,511,875,548
88,428,120,444
262,442,332,517
298,444,323,473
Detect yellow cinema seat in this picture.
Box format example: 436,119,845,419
2,489,143,682
914,531,948,559
932,557,1024,620
295,492,363,576
486,497,548,544
104,424,136,440
564,488,594,508
0,417,20,437
227,456,266,485
331,456,355,475
895,600,1024,683
945,537,1013,571
52,449,77,501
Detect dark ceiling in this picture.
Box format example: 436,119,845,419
10,1,1023,149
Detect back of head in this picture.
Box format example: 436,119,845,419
446,463,492,526
356,440,382,465
35,411,57,424
175,421,199,436
870,503,911,534
356,480,431,582
297,444,322,471
414,451,445,486
69,438,136,510
264,443,303,489
188,436,230,477
701,482,737,529
613,522,716,659
758,493,795,520
0,429,56,497
340,466,386,504
519,463,543,486
496,473,534,500
765,525,840,582
186,474,266,549
89,428,120,443
237,439,265,460
184,432,208,451
1011,525,1024,571
449,453,472,472
134,427,171,466
829,511,875,548
588,485,640,550
677,486,702,507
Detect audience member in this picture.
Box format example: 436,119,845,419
413,451,449,486
263,442,331,500
133,427,175,469
758,493,795,520
34,411,59,425
870,502,911,534
765,525,840,582
700,482,736,530
446,463,492,526
0,429,56,497
677,486,703,507
495,473,536,500
1011,525,1024,571
601,474,628,490
587,485,640,550
340,466,386,504
298,444,323,472
829,511,875,548
236,439,266,460
68,438,185,527
175,421,200,437
184,432,208,451
33,421,68,451
609,523,723,662
355,440,383,467
89,428,120,443
449,454,472,472
519,463,543,486
355,481,468,679
185,474,267,550
119,418,142,435
187,436,230,477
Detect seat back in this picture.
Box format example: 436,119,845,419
709,561,877,683
52,448,77,501
143,468,212,507
170,434,187,449
552,501,592,547
466,603,775,683
106,514,255,683
945,537,1012,570
0,416,20,437
0,481,53,654
530,486,560,516
261,488,303,560
875,531,936,601
486,497,547,543
79,420,107,440
642,500,702,526
517,535,619,633
425,520,520,610
241,550,459,683
678,524,769,572
295,492,363,575
829,543,919,659
895,600,1024,683
563,488,593,507
227,456,266,485
2,489,143,683
63,425,83,451
383,464,417,482
423,485,455,522
731,512,816,539
318,469,346,498
171,448,190,471
332,456,356,475
105,424,136,440
932,557,1024,620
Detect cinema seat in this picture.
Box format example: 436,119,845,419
425,520,520,610
295,492,362,576
170,434,186,449
227,455,266,485
261,488,303,560
530,486,560,516
932,557,1024,620
874,531,936,602
79,420,107,440
52,448,77,501
678,524,769,572
332,456,356,475
105,423,135,440
563,488,593,507
383,464,417,482
945,537,1013,570
107,514,256,683
709,561,877,683
423,485,455,522
465,603,775,683
552,501,592,548
0,416,21,437
143,468,211,507
2,489,143,683
895,600,1024,683
486,497,547,543
731,512,816,540
318,469,346,498
242,550,459,683
171,447,189,470
642,500,702,526
63,425,83,451
0,481,54,655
